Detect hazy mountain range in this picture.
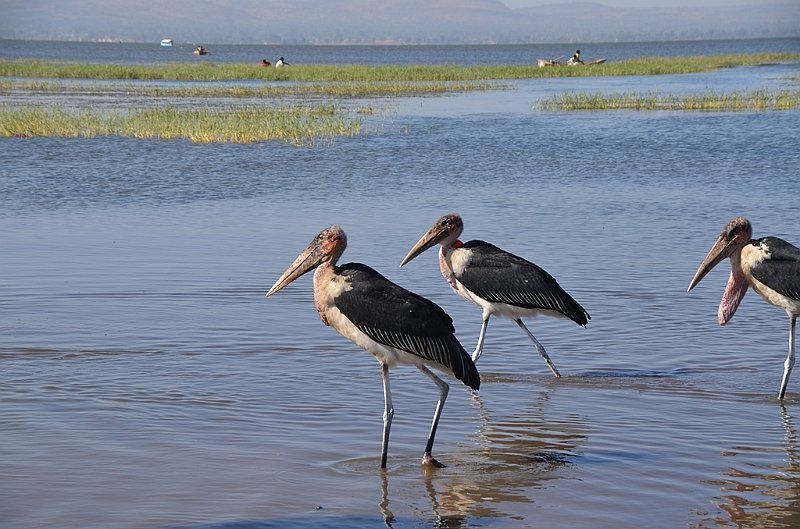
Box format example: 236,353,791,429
1,0,797,44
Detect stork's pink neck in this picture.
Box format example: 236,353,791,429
313,262,335,326
718,250,747,326
438,246,459,289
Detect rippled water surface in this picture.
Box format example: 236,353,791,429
2,39,800,529
1,37,798,66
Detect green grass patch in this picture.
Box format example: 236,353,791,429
0,78,500,98
0,104,364,144
536,88,800,111
1,53,798,82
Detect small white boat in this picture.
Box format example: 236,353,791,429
160,39,173,47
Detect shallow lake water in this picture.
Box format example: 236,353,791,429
1,37,797,66
1,40,800,528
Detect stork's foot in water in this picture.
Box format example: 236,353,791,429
547,363,562,378
422,452,446,468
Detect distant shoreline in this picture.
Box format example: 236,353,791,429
1,36,799,46
1,0,797,44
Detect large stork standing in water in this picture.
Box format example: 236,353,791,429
688,217,800,399
266,226,480,468
400,213,590,377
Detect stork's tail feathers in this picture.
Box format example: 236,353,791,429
452,340,480,391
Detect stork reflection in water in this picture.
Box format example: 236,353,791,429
266,225,480,468
401,213,590,377
688,217,800,399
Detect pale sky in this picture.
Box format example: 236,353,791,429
502,0,784,8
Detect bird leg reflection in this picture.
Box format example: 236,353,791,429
418,365,449,468
423,472,469,528
381,363,395,469
780,402,797,457
514,318,561,378
379,470,395,528
779,315,796,399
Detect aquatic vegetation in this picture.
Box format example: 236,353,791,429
0,104,363,144
1,53,797,82
0,76,491,144
536,88,800,111
2,53,797,143
0,79,501,98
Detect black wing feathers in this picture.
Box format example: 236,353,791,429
335,263,479,390
458,241,590,326
751,237,800,301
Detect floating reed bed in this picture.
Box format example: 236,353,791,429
0,79,500,98
0,104,363,144
2,53,798,82
536,88,800,111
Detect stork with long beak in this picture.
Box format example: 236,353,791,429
400,213,590,376
688,217,800,399
266,225,480,468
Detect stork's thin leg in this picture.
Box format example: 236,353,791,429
514,318,561,378
418,365,449,468
471,316,490,363
779,315,796,400
380,363,395,469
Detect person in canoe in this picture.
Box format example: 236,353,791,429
567,50,582,65
275,57,289,67
260,59,271,66
194,46,208,55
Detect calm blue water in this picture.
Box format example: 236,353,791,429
1,37,799,66
1,39,800,529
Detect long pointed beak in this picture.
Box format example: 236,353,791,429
266,242,324,297
400,225,448,267
687,235,739,292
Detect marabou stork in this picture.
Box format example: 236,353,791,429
400,213,590,377
266,226,480,468
688,217,800,399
